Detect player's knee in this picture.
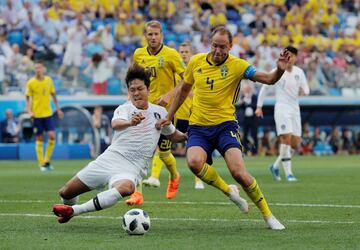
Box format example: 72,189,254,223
230,168,251,186
114,181,135,197
59,187,72,200
187,156,205,173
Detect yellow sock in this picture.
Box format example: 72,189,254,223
159,150,177,179
150,153,163,179
44,139,55,163
136,181,143,193
244,178,272,218
35,140,44,166
197,163,230,194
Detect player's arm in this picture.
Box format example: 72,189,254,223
156,72,185,107
112,112,145,131
167,129,188,143
299,70,310,96
250,49,290,85
25,96,33,116
51,92,64,119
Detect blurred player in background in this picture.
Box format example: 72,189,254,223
256,46,309,182
157,26,291,230
25,61,64,171
126,20,186,205
52,64,187,224
143,42,205,189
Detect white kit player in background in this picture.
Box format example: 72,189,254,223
52,64,187,224
255,46,309,182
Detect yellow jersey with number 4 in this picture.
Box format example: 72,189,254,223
133,45,185,109
26,76,55,118
184,53,256,126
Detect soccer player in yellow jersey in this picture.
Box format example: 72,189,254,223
25,61,64,171
157,26,291,230
144,42,205,190
125,21,185,205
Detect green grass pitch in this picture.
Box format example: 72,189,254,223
0,155,359,249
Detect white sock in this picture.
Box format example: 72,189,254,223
273,144,287,169
72,188,122,216
282,145,293,177
61,196,79,206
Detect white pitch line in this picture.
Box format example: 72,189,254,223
0,213,356,225
1,199,360,209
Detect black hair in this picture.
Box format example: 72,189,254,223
125,64,151,88
210,25,233,44
285,46,298,55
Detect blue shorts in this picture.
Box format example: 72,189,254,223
187,121,243,165
33,116,54,135
175,119,189,133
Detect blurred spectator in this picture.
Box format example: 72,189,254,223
327,127,341,154
0,109,20,143
301,122,313,155
0,50,6,94
355,132,360,154
58,19,87,85
258,129,276,156
130,13,145,47
115,13,131,44
341,128,355,154
208,2,227,28
92,105,112,153
194,33,210,53
84,53,111,95
7,44,23,85
239,83,258,155
100,24,114,52
0,34,13,60
248,9,266,32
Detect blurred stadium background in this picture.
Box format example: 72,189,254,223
0,0,359,160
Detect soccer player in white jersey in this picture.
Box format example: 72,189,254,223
52,64,187,223
255,46,309,182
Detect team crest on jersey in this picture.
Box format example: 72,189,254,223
281,124,286,130
158,57,165,67
220,65,228,78
153,112,161,120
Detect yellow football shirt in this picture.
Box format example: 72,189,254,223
26,76,55,118
184,53,252,126
133,45,186,109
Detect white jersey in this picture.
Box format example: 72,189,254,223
257,65,309,114
107,102,175,172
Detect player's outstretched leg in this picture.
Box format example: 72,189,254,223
243,178,285,230
159,150,180,199
53,188,122,223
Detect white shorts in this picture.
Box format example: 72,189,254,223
62,49,82,67
77,150,142,190
274,111,302,137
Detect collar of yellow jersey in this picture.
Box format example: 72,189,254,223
206,53,229,66
146,44,164,56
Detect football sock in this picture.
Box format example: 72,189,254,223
44,139,55,163
72,188,122,216
273,144,287,169
35,140,44,166
150,153,163,179
61,196,79,206
244,178,272,218
159,150,177,180
282,145,293,177
197,163,231,194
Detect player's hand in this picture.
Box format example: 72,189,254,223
156,94,171,107
57,109,64,119
255,107,263,118
277,49,291,71
299,87,305,96
25,108,34,117
155,117,171,130
130,112,145,126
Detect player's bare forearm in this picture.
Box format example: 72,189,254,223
168,130,188,143
167,81,192,120
252,68,285,85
